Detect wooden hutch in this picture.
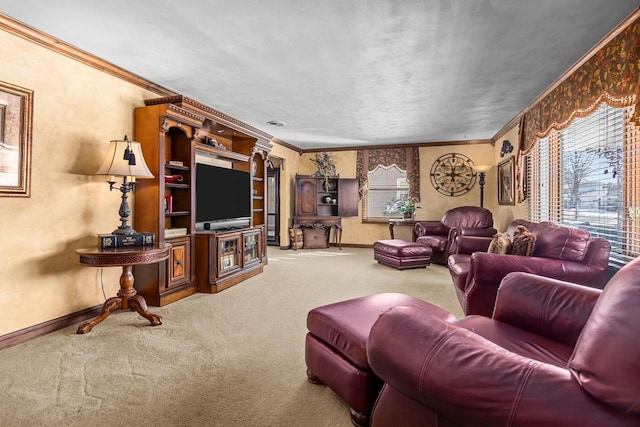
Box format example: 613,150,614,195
294,175,359,248
133,96,272,304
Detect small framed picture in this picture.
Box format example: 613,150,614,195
498,157,515,205
0,81,33,197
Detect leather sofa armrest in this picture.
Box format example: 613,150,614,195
453,235,493,255
414,221,447,237
494,272,601,346
368,307,634,426
447,227,497,255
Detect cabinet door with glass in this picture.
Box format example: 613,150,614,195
216,232,242,277
243,229,262,266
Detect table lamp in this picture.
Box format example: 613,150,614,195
96,135,154,235
473,164,493,208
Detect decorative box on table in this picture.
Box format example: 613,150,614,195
98,232,155,248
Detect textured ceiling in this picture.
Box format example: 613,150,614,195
1,1,638,150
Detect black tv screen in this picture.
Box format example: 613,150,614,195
196,163,251,224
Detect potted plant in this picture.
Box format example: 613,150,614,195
384,197,421,219
310,152,337,190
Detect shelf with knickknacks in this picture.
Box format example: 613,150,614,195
293,151,359,250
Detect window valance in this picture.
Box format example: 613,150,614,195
356,147,420,200
521,17,640,153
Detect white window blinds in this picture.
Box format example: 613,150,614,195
529,103,640,269
365,165,408,218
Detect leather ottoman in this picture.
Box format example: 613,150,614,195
305,293,455,426
373,239,432,270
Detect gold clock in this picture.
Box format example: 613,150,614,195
430,153,477,196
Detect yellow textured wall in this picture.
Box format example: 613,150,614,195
0,23,526,337
298,145,495,245
0,30,157,335
492,125,528,231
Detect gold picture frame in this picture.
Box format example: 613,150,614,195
498,156,515,205
0,81,33,197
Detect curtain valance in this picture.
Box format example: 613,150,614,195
356,147,420,200
521,18,640,153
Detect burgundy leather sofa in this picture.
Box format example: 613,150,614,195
448,219,611,316
367,259,640,426
414,206,496,265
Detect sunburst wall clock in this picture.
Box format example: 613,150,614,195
430,153,477,196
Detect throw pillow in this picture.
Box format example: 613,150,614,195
511,225,536,256
487,233,512,254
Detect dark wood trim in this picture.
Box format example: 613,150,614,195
492,115,522,143
146,95,274,143
300,139,493,153
0,13,175,97
271,137,303,154
0,305,101,350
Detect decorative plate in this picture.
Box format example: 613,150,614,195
430,153,477,196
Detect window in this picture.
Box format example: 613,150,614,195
357,147,420,220
364,165,409,218
528,103,640,268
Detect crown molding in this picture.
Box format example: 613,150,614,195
0,13,175,97
492,6,640,143
299,139,493,154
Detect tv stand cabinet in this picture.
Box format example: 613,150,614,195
196,226,265,293
134,95,272,304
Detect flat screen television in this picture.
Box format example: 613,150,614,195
195,163,251,230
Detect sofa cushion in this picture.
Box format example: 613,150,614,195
569,260,640,413
488,233,512,254
511,225,536,256
532,223,590,261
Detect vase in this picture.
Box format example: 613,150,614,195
321,179,336,191
403,212,414,220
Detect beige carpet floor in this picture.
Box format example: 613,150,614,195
0,247,463,427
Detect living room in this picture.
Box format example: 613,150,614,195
1,2,639,426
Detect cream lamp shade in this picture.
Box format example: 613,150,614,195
473,164,493,173
96,136,154,179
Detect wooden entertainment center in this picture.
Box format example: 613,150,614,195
133,96,272,305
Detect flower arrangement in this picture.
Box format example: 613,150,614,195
384,197,421,218
310,152,337,190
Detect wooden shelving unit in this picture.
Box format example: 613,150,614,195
133,95,272,304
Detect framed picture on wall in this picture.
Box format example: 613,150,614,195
498,157,515,205
0,80,33,197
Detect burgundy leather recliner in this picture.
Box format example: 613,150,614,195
448,219,611,316
367,257,640,426
414,206,496,265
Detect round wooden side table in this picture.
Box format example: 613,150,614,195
75,243,171,334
